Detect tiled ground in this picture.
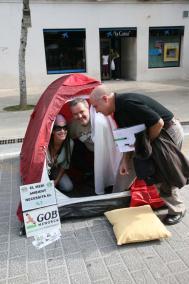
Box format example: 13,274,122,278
1,157,189,283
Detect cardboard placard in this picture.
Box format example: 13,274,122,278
20,181,57,211
23,205,61,238
113,124,146,152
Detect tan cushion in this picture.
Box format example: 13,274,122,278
104,205,171,245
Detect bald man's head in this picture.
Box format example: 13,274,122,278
90,85,109,101
90,85,115,116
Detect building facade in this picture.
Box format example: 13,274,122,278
0,0,189,93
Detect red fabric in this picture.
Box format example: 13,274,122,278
130,179,165,209
17,74,101,222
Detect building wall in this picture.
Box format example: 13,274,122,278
0,0,189,93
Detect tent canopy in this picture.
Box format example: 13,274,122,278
20,73,100,184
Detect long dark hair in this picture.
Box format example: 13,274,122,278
48,128,71,166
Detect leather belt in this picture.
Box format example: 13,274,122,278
164,118,176,130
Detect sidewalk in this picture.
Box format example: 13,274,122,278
1,79,189,141
0,79,189,283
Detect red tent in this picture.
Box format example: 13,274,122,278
20,73,100,185
17,74,100,222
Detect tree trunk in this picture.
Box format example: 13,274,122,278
19,0,31,108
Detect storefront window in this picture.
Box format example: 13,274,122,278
43,29,86,74
149,27,184,68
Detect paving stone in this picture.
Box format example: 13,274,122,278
0,280,6,284
176,248,189,266
137,241,159,259
153,242,179,263
80,240,101,261
131,269,156,284
155,275,178,284
0,234,8,244
94,279,113,284
48,266,69,284
0,243,8,253
9,239,26,258
73,219,89,230
8,275,29,284
46,247,63,259
70,272,90,284
45,239,62,251
121,249,147,272
176,271,189,284
100,245,122,266
86,259,109,282
0,269,7,281
74,227,93,244
167,260,188,273
0,252,8,270
144,255,171,281
27,245,45,262
107,263,134,284
61,236,80,255
47,256,65,269
65,251,86,275
0,223,9,235
8,256,26,277
93,230,115,248
28,261,47,283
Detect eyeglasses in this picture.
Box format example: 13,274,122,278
53,125,68,132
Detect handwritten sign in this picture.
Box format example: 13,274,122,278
113,124,146,152
20,181,57,211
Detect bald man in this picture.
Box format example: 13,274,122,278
90,85,188,225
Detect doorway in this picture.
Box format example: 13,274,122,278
99,28,137,81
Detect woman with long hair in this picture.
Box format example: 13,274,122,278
47,114,74,192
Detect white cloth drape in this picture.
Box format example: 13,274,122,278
90,106,122,194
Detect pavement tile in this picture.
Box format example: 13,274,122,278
65,251,86,275
107,263,134,284
0,252,8,270
131,269,156,284
8,275,29,284
93,230,115,248
155,275,178,284
27,261,47,283
153,242,179,263
167,260,188,273
61,236,80,255
0,269,7,281
86,258,109,282
100,245,122,266
48,266,69,284
46,256,65,269
70,273,91,284
144,255,171,281
27,245,45,262
74,227,93,244
121,249,147,272
79,240,101,261
8,256,26,278
9,239,27,258
0,243,8,253
175,271,189,284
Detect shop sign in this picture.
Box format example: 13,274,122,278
100,28,137,38
23,205,61,237
20,181,56,211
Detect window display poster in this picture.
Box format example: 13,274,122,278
164,42,179,62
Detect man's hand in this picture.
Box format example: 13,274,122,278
119,153,131,175
148,118,164,141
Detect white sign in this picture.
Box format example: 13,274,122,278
32,229,61,249
23,205,61,238
20,181,57,211
113,124,146,152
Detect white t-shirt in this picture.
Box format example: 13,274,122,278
102,55,109,65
